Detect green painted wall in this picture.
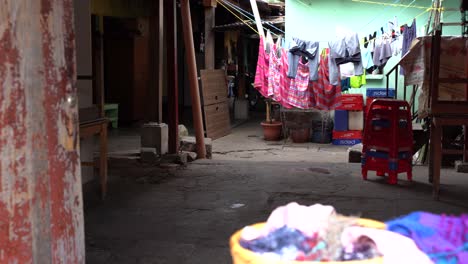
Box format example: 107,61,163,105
285,0,462,101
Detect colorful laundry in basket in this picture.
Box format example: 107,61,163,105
238,203,429,262
386,212,468,264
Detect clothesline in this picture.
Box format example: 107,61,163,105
217,0,424,52
216,0,285,37
360,7,431,45
219,0,286,35
351,0,444,10
216,0,260,35
357,0,402,33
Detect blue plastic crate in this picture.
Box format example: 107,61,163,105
366,88,395,98
332,139,362,146
334,110,348,131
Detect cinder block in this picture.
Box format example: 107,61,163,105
140,147,158,163
161,153,188,165
180,136,212,159
141,122,168,155
455,160,468,173
183,151,198,162
178,124,189,139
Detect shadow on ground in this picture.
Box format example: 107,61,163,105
84,154,468,264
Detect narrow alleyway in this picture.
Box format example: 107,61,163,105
84,119,468,264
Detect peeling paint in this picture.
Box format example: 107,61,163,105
0,0,84,263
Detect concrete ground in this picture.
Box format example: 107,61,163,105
85,119,468,264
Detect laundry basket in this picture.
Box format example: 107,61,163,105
230,218,385,264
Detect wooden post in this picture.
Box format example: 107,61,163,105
204,0,216,70
237,34,246,98
149,0,164,122
181,0,207,158
0,1,85,262
94,16,105,118
165,0,179,153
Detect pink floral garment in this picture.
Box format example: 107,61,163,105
254,36,269,97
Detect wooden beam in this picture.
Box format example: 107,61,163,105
0,0,85,262
149,0,164,122
204,5,216,70
181,0,207,159
203,0,217,7
165,0,179,153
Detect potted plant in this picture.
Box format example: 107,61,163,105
261,99,282,141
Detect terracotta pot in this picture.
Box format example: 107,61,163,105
261,121,282,141
290,128,311,143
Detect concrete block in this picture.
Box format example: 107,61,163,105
141,147,158,163
178,124,189,139
161,153,188,165
455,160,468,173
180,136,212,159
177,152,188,165
183,151,198,162
141,122,168,155
234,98,249,120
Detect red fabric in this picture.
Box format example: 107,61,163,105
312,48,342,110
254,37,269,97
280,49,292,108
284,60,313,109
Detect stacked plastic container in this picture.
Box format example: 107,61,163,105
361,99,413,184
365,88,395,115
333,94,364,146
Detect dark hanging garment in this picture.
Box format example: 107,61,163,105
400,19,417,74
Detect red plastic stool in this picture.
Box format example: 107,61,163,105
362,99,413,184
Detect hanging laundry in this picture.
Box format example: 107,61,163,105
313,48,342,110
341,78,351,92
391,35,403,56
329,33,364,86
350,71,366,88
287,38,320,81
386,212,468,264
400,19,417,74
284,58,313,109
280,47,293,109
267,41,281,98
267,44,291,108
372,40,392,68
254,36,270,97
362,47,374,70
340,62,356,79
387,16,399,34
